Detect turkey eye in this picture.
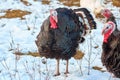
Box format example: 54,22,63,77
106,26,109,29
51,11,57,16
104,10,108,12
53,12,57,16
51,14,54,16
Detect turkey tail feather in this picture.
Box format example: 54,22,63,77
74,8,96,30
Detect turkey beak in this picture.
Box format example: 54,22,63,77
51,15,58,23
102,29,105,35
50,9,58,23
54,15,58,23
102,28,107,35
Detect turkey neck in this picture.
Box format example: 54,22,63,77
106,15,117,27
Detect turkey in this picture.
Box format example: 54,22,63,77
35,7,96,76
101,9,120,78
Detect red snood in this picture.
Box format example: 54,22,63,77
50,16,58,29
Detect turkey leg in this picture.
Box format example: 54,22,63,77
54,59,60,76
64,60,69,74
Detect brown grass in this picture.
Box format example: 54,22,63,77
59,0,80,6
14,50,84,60
73,50,84,60
20,0,31,6
95,13,104,18
14,51,40,57
0,9,31,19
112,0,120,7
92,66,106,72
41,0,50,4
40,0,80,6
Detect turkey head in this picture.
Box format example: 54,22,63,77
50,9,58,29
102,21,115,43
101,9,112,18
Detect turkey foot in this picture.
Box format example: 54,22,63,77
54,59,60,76
64,60,69,74
64,71,69,74
54,72,60,76
111,73,116,78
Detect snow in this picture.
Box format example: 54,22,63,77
0,0,120,80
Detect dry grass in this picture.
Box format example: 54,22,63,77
14,50,84,60
33,0,80,6
41,0,51,4
59,0,80,6
112,0,120,7
73,50,84,60
0,9,31,19
95,13,104,18
14,51,40,57
92,66,106,72
20,0,31,6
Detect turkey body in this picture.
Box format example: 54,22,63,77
36,7,96,76
36,8,84,60
101,9,120,78
102,33,120,78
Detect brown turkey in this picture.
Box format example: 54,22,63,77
35,7,96,76
101,9,120,78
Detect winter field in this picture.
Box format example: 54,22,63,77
0,0,120,80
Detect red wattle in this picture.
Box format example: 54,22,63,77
50,16,58,29
103,21,115,43
103,28,113,43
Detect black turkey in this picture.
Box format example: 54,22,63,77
101,9,120,78
35,7,96,76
